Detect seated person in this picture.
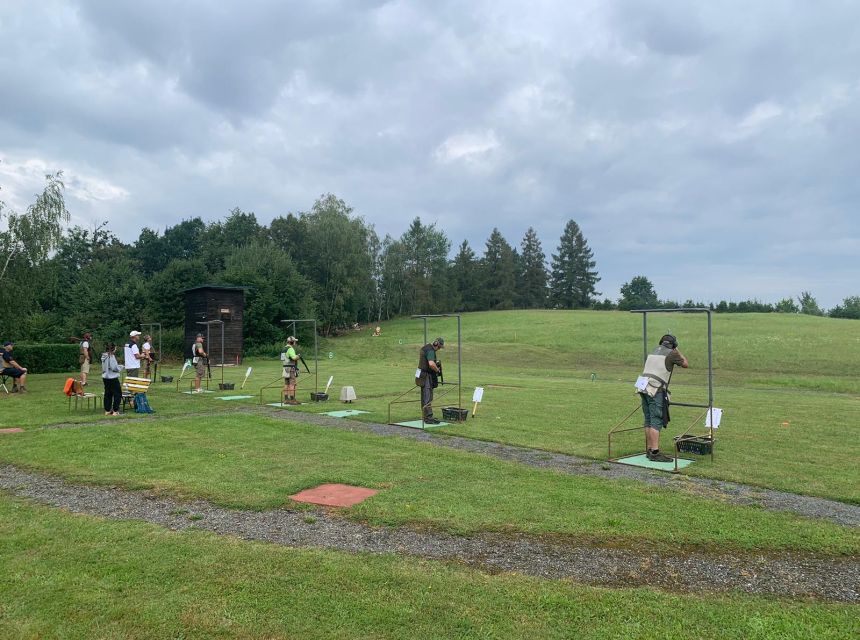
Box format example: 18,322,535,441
372,325,381,337
1,341,28,392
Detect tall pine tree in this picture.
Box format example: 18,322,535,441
549,220,600,309
450,240,483,311
483,228,517,309
517,227,548,308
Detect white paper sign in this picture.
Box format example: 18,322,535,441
472,386,484,403
634,376,649,392
415,368,422,378
705,407,723,428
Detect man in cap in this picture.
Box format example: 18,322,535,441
281,336,300,405
192,333,208,393
637,334,688,462
79,331,94,386
1,341,28,392
416,337,444,424
123,331,142,378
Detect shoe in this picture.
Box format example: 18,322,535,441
646,451,674,463
105,411,112,416
11,386,18,393
111,411,120,416
423,417,441,425
18,387,27,393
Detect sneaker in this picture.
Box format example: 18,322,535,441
11,386,18,393
646,451,674,463
18,386,27,393
423,417,441,425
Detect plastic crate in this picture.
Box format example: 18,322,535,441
310,392,329,402
218,383,235,390
442,407,469,422
674,435,714,455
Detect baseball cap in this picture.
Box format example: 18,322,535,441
129,330,142,337
3,341,13,346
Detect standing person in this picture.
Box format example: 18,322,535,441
79,332,94,387
1,341,28,392
101,342,122,415
141,334,154,379
637,334,689,462
415,337,444,424
123,331,142,378
192,333,208,393
281,336,300,405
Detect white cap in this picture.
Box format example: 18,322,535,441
129,330,142,337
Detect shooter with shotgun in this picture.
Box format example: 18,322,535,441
281,336,305,405
637,334,688,462
192,333,208,393
416,337,444,424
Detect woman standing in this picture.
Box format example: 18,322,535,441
101,342,123,416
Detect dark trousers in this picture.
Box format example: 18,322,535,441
421,375,434,418
103,377,121,412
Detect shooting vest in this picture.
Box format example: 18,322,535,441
79,340,92,364
281,346,298,373
418,343,435,373
640,345,673,396
192,342,205,363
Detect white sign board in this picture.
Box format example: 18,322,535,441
472,387,484,403
634,376,649,392
705,407,723,428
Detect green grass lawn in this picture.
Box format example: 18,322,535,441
0,414,856,555
1,497,856,640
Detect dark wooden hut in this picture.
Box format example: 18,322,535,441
182,285,247,364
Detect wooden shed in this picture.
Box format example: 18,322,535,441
182,285,247,364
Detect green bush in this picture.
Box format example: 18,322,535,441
7,344,79,374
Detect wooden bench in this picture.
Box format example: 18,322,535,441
122,376,152,413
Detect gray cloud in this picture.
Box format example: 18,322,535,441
1,0,858,306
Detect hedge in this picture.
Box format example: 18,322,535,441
5,344,79,374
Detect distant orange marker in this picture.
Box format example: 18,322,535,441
0,428,23,434
781,421,790,428
290,483,379,507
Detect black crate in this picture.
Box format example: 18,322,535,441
674,435,714,455
442,407,469,422
218,383,235,390
310,392,329,402
161,376,174,383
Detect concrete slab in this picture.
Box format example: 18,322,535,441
394,419,449,429
215,395,255,401
322,410,370,418
0,428,24,434
614,453,694,472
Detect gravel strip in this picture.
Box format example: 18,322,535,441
249,407,860,527
1,464,857,602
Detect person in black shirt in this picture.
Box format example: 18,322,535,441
1,341,29,392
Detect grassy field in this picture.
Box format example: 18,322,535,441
0,310,857,637
1,497,856,640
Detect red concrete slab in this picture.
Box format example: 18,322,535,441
289,483,379,507
0,428,23,434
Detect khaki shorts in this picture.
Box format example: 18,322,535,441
195,361,206,377
80,360,91,374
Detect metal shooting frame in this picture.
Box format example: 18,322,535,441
194,319,225,390
140,322,162,380
259,319,319,405
608,308,716,472
388,314,464,428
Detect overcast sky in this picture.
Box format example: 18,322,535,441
1,1,858,306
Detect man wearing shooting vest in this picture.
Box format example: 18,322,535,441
637,334,688,462
416,337,444,424
281,336,300,405
192,333,208,393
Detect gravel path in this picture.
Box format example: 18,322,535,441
1,464,857,602
249,407,860,527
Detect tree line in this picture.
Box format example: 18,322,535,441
1,175,857,353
